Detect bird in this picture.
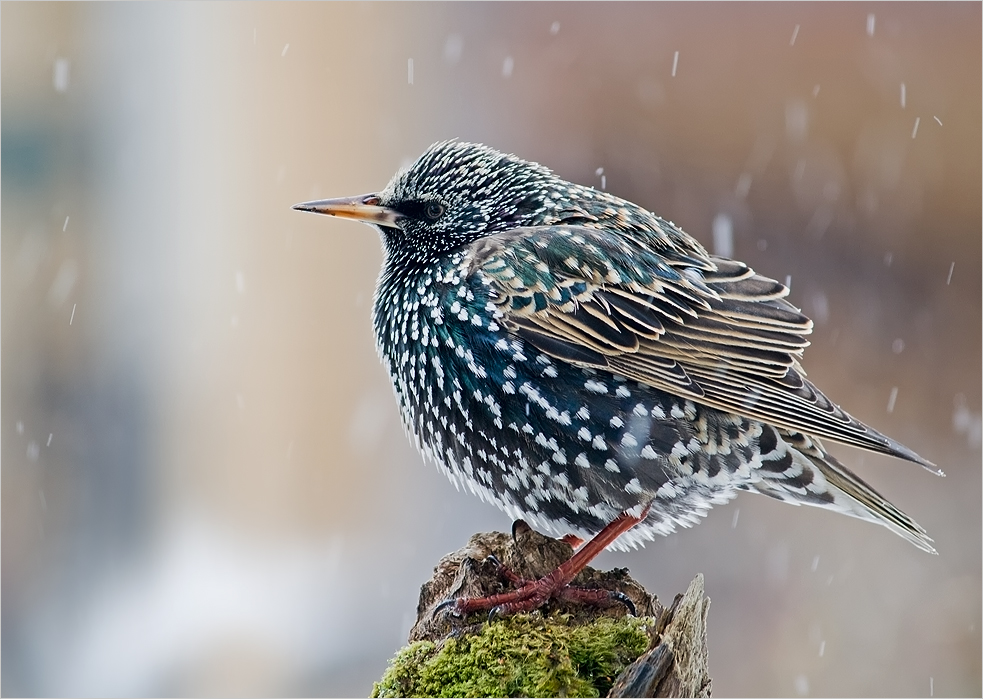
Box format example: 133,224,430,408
294,140,940,616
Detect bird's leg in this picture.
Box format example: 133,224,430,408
483,553,534,587
438,506,650,619
482,522,584,588
561,533,585,548
479,558,636,617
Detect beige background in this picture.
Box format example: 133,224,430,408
3,2,980,696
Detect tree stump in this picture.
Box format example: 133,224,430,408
373,524,711,698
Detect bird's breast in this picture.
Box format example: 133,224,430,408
369,253,766,544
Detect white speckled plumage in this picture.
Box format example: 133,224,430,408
296,140,939,555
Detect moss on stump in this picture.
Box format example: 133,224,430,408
373,614,651,698
373,525,711,698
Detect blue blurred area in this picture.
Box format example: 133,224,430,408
3,126,56,192
2,3,980,697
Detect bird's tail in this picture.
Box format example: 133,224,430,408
747,429,936,554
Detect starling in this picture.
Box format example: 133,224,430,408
294,141,940,615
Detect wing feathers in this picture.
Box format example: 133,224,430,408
596,291,665,338
512,323,609,365
470,225,932,469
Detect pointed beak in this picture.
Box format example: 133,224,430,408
292,193,402,227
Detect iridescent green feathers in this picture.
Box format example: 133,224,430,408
348,139,938,554
467,223,936,471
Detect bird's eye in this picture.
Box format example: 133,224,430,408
424,202,445,221
394,199,446,223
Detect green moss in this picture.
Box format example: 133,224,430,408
372,615,653,698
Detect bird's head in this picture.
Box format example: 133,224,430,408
293,141,574,261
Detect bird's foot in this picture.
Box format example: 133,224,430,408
435,567,635,620
435,508,650,620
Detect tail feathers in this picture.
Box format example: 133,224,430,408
750,433,936,554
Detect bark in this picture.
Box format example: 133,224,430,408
379,523,711,698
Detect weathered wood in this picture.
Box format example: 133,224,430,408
373,524,711,698
410,523,659,642
609,574,711,698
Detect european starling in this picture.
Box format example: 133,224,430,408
294,141,939,614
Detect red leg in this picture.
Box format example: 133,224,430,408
443,506,650,618
561,533,585,548
484,554,534,587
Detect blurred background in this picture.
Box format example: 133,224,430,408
3,2,980,696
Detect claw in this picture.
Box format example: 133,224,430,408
433,598,463,619
430,510,650,621
609,591,637,616
511,519,532,541
484,554,502,568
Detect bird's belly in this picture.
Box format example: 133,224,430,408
384,321,761,549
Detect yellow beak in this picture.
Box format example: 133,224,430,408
292,193,402,227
